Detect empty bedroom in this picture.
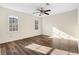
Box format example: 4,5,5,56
0,3,79,55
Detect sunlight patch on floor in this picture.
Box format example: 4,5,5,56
25,43,52,54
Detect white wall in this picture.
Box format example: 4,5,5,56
0,7,41,44
42,10,78,38
77,9,79,52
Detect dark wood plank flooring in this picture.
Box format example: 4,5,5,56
0,35,78,55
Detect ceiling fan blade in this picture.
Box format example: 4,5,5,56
37,7,44,12
39,13,41,16
33,12,40,14
44,10,51,12
40,7,43,10
44,12,49,15
37,8,41,11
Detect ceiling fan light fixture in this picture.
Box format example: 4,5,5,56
33,3,51,16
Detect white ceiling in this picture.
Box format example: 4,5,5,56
0,3,79,17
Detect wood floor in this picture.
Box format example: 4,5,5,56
0,35,78,55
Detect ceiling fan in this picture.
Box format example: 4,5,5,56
33,3,51,16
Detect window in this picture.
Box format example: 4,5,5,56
35,20,38,30
9,16,18,31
